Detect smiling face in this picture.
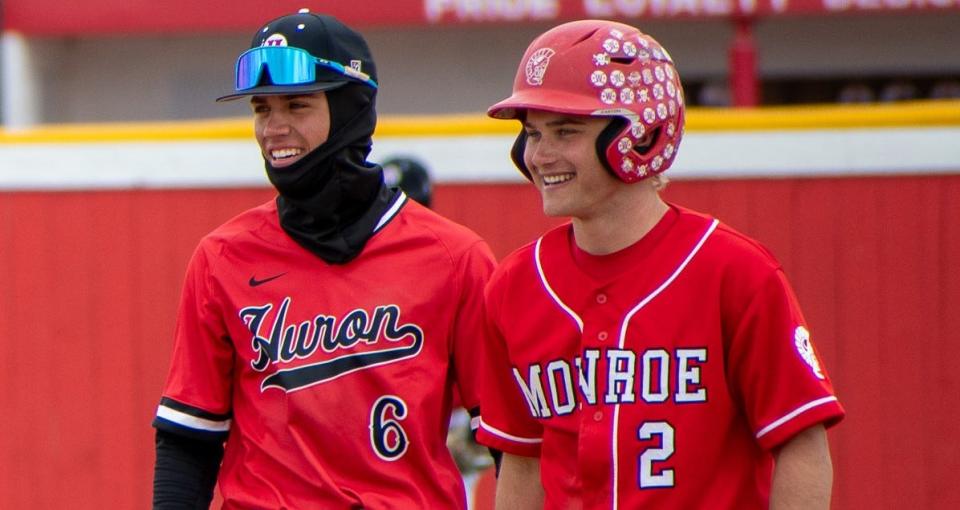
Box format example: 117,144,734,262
522,109,624,220
251,93,331,168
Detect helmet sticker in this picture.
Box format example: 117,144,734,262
638,49,651,62
669,100,678,116
652,155,664,171
593,53,611,66
600,88,617,105
603,38,620,53
653,84,665,100
610,70,626,87
610,29,625,39
638,88,650,103
655,66,666,82
525,48,556,86
667,81,677,98
642,69,654,85
643,107,656,124
263,33,288,47
664,143,676,159
631,123,646,138
623,41,638,57
638,37,650,49
667,122,676,136
621,157,635,173
590,70,608,87
617,137,633,154
619,88,635,104
657,103,668,120
628,71,642,87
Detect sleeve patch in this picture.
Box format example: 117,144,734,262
793,326,825,380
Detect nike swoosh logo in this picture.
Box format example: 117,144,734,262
249,273,287,287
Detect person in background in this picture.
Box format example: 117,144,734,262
382,156,433,208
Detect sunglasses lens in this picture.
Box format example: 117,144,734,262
235,47,316,91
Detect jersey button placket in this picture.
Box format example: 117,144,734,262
580,290,617,497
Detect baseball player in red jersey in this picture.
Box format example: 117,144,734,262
476,20,845,509
151,10,496,509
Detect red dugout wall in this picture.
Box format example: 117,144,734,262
1,175,959,508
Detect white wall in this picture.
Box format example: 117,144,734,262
2,125,958,189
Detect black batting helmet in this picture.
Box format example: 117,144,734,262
382,157,433,208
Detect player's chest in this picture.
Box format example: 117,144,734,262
500,268,729,415
219,241,456,325
215,255,456,387
503,266,724,358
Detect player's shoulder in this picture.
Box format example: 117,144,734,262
195,199,279,256
490,222,569,284
391,199,492,256
675,205,782,273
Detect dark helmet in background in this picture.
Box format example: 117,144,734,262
382,156,433,208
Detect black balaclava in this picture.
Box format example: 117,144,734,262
267,83,397,264
216,11,400,264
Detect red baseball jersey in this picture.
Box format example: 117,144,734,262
154,194,495,509
477,205,844,509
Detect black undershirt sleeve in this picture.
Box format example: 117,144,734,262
153,429,225,509
467,405,503,475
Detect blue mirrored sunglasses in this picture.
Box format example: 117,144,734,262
234,46,378,91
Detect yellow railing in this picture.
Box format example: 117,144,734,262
2,100,959,144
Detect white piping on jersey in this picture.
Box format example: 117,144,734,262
611,218,719,510
534,237,585,332
615,219,720,348
156,404,231,433
374,191,407,232
755,396,839,439
478,417,543,444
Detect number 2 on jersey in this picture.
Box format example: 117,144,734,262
637,421,675,488
370,395,409,461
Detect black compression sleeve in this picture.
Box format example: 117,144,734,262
153,429,225,509
467,406,503,475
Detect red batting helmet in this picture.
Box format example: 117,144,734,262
488,20,685,183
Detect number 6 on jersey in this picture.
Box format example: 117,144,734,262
370,396,409,461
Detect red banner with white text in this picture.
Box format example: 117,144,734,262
2,0,958,35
